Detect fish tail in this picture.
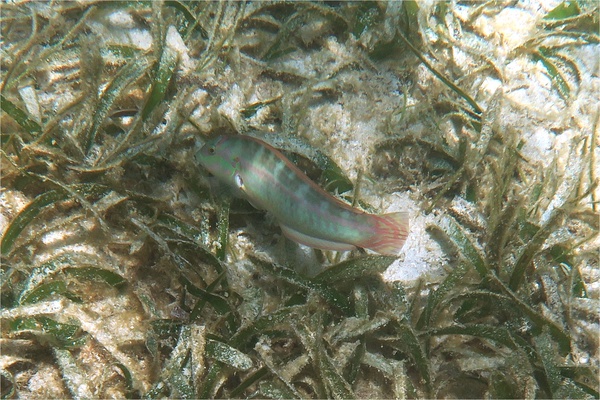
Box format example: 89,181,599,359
357,212,409,256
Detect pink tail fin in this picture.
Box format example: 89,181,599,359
357,212,409,256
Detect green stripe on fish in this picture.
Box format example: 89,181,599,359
195,135,409,256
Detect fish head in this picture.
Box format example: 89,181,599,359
195,135,240,184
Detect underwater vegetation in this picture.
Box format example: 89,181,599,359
1,1,598,398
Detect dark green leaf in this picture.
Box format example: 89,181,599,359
490,274,572,354
179,276,231,316
105,45,140,59
0,94,42,136
262,4,347,61
150,319,183,338
262,11,305,61
314,255,397,284
320,155,354,195
319,351,355,399
64,266,126,287
554,378,597,399
345,337,366,385
198,362,223,399
142,46,178,119
165,1,209,38
0,369,15,399
1,190,66,255
1,184,109,255
259,380,301,399
229,367,269,398
488,372,518,399
241,96,281,119
216,198,230,263
352,1,383,37
296,315,355,399
544,1,580,20
206,339,253,370
509,206,566,291
327,314,389,345
10,316,86,348
428,324,518,349
83,57,149,154
113,363,135,392
534,49,571,100
416,262,470,330
52,347,94,398
155,213,224,271
534,329,563,395
395,323,432,393
559,366,600,398
250,254,352,315
396,30,482,118
362,351,399,380
230,306,302,349
189,272,227,320
437,215,488,278
19,280,81,305
353,284,369,318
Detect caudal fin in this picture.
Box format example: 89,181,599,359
357,212,409,256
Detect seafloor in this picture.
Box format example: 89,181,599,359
1,1,598,398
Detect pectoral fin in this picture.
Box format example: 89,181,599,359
279,224,356,251
231,172,264,210
233,172,245,191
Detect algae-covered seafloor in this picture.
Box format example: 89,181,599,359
1,1,598,398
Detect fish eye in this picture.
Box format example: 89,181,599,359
208,147,215,155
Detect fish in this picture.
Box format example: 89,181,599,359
195,135,409,256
